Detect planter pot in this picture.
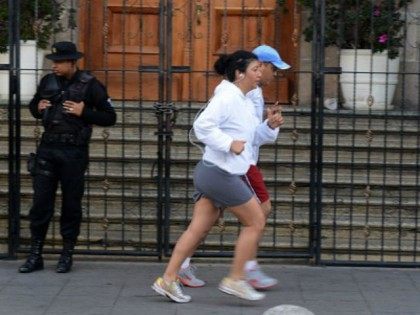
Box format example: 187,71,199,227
0,40,44,102
339,49,400,110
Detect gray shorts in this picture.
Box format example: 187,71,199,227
192,160,254,208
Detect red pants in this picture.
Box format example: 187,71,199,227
246,165,269,203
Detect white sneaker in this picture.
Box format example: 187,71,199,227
178,264,205,287
218,277,265,301
246,265,278,289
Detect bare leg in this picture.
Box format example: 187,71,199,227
163,197,220,281
228,197,266,280
246,198,271,262
260,199,271,219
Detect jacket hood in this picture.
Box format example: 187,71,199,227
214,79,246,99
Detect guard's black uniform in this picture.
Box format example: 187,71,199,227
28,70,116,243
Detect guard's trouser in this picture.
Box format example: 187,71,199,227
29,143,88,241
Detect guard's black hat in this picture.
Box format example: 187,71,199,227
45,41,84,61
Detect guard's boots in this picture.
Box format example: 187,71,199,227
18,239,44,273
56,239,75,273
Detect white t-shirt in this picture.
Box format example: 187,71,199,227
246,86,280,164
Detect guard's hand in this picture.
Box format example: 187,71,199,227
267,102,284,129
38,99,51,113
63,100,85,117
230,140,246,155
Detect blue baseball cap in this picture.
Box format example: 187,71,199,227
252,45,290,70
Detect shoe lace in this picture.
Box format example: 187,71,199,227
183,264,197,278
238,280,258,295
172,280,187,297
247,265,267,279
251,268,265,278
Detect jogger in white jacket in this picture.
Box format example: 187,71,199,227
179,46,289,290
152,50,283,303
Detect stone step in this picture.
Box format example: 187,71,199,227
2,115,419,148
0,155,418,185
3,177,418,206
2,186,418,220
3,102,418,131
3,214,417,253
1,138,418,166
1,104,418,257
1,104,419,137
4,111,420,135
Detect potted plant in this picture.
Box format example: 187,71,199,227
298,0,412,110
0,0,64,101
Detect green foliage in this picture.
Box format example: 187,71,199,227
298,0,412,59
0,0,64,53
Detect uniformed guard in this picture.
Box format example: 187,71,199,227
19,41,117,273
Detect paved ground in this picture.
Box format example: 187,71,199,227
0,259,419,315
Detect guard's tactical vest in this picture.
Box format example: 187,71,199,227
40,72,93,138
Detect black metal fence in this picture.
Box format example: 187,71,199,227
310,0,420,266
1,0,419,266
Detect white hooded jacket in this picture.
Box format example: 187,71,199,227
193,80,278,174
212,80,279,164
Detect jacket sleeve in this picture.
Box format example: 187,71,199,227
28,76,47,119
80,79,117,126
193,96,233,153
253,120,279,147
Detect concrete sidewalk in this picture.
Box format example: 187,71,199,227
0,259,419,315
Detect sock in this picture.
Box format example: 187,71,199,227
181,257,191,270
244,260,258,272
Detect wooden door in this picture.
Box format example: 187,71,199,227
79,0,299,103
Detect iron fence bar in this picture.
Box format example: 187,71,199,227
308,0,317,260
154,0,167,260
161,2,192,257
321,261,420,268
396,4,410,263
315,0,327,266
309,0,322,264
137,0,145,256
163,0,172,257
271,0,280,251
7,0,21,259
415,91,420,262
80,0,91,252
0,48,10,257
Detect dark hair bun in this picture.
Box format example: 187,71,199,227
214,54,230,75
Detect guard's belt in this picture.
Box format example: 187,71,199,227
41,132,87,146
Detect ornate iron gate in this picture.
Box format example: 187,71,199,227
310,0,420,266
2,0,419,266
1,0,21,259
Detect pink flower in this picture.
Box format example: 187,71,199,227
378,34,388,44
373,6,381,17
